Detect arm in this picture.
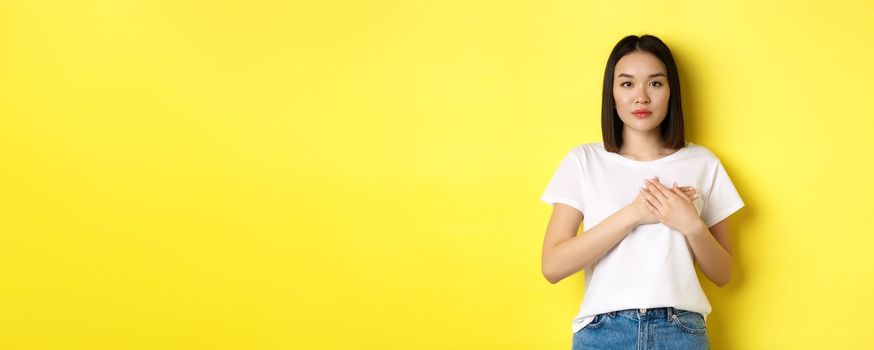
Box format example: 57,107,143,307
685,218,733,287
541,203,641,284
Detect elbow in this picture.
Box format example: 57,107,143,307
543,271,560,284
714,273,732,288
544,274,562,284
541,262,561,284
717,261,734,287
542,266,558,284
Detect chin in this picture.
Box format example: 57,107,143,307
625,121,661,132
621,118,663,132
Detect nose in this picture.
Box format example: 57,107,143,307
635,95,649,104
635,91,649,104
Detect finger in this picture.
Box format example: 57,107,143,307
645,178,670,200
646,184,668,205
671,182,693,203
680,186,699,194
649,178,678,200
681,184,700,199
681,186,699,194
641,187,663,209
644,199,659,215
672,182,683,194
678,185,699,201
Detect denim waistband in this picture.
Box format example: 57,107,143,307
604,307,679,321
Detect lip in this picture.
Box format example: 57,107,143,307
632,110,652,118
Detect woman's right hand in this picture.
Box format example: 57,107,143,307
630,185,699,226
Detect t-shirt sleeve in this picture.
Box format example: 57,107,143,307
539,151,585,215
700,160,745,228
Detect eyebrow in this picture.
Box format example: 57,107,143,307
617,73,666,79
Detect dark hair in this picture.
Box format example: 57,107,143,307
601,34,685,152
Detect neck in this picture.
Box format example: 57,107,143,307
619,127,673,161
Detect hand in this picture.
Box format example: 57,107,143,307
640,177,705,235
630,183,699,226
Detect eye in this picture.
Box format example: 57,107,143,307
620,82,631,87
650,81,663,87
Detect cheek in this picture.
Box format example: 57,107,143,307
613,90,632,105
658,89,671,104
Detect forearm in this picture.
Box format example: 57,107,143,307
544,205,640,284
685,221,733,287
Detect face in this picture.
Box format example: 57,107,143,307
612,51,670,133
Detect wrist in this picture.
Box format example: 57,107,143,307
683,219,709,238
624,204,643,227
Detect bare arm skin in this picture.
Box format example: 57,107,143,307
540,204,641,284
685,219,733,287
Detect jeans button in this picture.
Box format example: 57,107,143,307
639,308,646,313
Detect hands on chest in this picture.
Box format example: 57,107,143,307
628,176,705,236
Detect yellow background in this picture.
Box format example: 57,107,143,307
1,0,871,349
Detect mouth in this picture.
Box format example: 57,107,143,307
632,111,652,118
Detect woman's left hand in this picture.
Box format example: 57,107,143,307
640,177,705,236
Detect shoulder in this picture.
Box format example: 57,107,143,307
682,142,722,164
567,142,604,157
558,142,604,166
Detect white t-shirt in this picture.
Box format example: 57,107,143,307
540,141,745,334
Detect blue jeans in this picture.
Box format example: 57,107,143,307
572,307,710,350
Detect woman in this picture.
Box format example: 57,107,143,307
539,34,745,350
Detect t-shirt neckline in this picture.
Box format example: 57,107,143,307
599,141,693,167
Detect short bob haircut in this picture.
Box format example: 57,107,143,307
601,34,685,153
